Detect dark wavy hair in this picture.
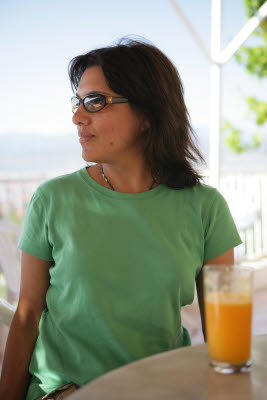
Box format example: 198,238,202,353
68,36,206,189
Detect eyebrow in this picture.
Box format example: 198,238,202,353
75,90,111,98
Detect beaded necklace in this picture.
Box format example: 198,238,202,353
100,164,156,191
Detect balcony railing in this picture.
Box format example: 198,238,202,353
0,171,266,260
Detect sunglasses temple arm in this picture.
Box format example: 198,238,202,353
112,98,129,103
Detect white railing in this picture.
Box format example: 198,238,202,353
219,173,267,260
203,172,267,260
0,171,266,260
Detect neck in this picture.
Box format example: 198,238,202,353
100,162,157,194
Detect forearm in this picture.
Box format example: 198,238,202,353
197,293,206,342
0,311,39,400
196,271,207,342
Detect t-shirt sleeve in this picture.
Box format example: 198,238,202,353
203,189,242,262
17,188,53,261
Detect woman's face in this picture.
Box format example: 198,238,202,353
72,66,148,165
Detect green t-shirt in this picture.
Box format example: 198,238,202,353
18,167,242,400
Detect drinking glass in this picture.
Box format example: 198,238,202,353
204,264,254,374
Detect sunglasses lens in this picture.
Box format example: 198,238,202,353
84,95,105,112
71,97,80,113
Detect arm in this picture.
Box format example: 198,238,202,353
0,251,52,400
196,248,235,342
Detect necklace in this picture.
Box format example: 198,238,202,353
100,164,156,191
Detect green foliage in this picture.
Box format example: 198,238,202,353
246,96,267,124
245,0,267,18
235,1,267,78
222,121,263,153
253,132,264,146
225,0,267,154
235,45,267,78
223,122,247,153
244,0,267,31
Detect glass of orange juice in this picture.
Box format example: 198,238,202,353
204,264,254,374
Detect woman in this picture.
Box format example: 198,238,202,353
0,37,242,400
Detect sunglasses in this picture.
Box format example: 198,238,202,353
71,93,129,114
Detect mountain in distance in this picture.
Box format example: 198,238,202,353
0,128,266,176
0,133,84,176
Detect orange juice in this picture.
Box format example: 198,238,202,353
205,292,252,364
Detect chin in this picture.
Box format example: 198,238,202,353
82,151,97,163
83,150,114,163
82,153,102,164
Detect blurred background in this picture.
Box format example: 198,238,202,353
0,0,266,357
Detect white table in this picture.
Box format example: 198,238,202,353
69,335,267,400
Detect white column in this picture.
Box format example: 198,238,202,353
209,63,221,188
209,0,222,189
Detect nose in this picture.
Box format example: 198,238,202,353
72,103,91,126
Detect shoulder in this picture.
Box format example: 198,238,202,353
180,182,223,207
190,183,234,227
36,168,84,197
190,182,219,198
163,181,224,209
179,182,230,222
40,168,83,189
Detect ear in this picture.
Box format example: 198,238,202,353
141,119,151,131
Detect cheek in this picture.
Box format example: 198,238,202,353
94,115,115,143
101,121,119,145
97,111,140,147
107,126,115,145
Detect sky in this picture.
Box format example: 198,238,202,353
0,0,266,138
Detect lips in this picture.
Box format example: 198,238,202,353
79,134,96,144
